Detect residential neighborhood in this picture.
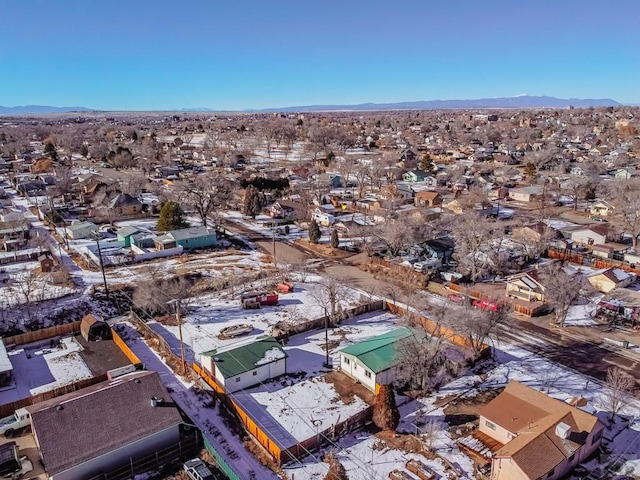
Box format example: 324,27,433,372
0,103,639,480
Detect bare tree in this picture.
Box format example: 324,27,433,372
180,174,233,228
604,367,636,421
133,267,195,316
323,450,349,480
395,329,447,394
450,212,497,282
452,304,505,356
607,178,640,247
538,263,587,327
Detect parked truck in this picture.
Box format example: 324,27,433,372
0,408,30,438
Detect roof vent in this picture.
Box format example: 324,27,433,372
55,405,63,411
555,422,571,439
150,397,158,407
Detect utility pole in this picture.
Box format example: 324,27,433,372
272,225,276,263
168,299,186,373
94,234,110,301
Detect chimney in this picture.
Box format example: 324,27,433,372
555,422,571,439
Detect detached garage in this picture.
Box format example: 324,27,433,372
80,314,111,342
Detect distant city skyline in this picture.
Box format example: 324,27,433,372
1,0,638,110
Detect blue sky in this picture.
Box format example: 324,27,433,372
1,0,638,110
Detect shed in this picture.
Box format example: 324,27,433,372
80,314,111,342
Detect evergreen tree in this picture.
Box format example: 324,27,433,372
323,451,349,480
309,219,321,244
419,153,433,172
243,185,263,219
524,162,537,182
44,142,58,160
157,201,189,231
372,384,399,431
330,229,339,249
80,144,89,158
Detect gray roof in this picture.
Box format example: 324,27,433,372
169,226,214,241
116,226,141,237
27,371,182,477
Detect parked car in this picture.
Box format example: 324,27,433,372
447,293,465,304
183,458,216,480
472,299,499,312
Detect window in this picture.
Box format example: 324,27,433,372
343,357,350,365
365,370,372,378
235,377,240,383
485,421,496,430
252,371,258,376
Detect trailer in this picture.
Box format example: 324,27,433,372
240,291,279,308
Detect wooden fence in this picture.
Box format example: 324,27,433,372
386,302,491,358
274,300,384,339
2,321,82,346
111,329,142,367
0,374,109,418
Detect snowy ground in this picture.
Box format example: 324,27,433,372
154,281,369,365
0,261,76,308
0,336,93,402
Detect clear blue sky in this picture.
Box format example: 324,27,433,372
1,0,638,110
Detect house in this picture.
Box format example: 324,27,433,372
338,328,413,393
506,271,546,302
569,224,610,246
0,221,30,251
200,335,287,394
311,208,335,226
402,170,427,183
0,208,24,223
116,226,142,247
588,268,635,293
414,191,443,208
423,237,455,263
589,200,615,218
107,193,143,217
26,371,184,480
479,380,604,480
0,340,13,387
512,222,556,245
66,220,98,240
508,185,543,203
153,226,217,251
266,201,296,220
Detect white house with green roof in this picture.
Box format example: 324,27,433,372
200,336,287,393
338,328,413,393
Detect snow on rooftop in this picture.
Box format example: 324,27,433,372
1,336,93,402
236,377,369,445
255,347,286,366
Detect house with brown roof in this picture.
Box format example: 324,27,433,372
414,191,443,208
478,381,604,480
588,268,635,293
26,371,185,480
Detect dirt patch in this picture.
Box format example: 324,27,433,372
441,388,503,438
373,431,436,459
295,239,351,258
324,370,376,405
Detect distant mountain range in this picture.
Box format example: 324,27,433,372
0,105,94,115
258,95,621,112
0,95,622,115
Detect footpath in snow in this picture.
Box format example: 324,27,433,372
117,321,280,480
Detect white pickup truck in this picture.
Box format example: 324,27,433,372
0,408,30,438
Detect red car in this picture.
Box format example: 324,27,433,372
447,294,465,304
472,299,499,312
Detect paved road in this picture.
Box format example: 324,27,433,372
224,217,640,384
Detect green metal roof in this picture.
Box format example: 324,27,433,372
339,327,413,374
202,336,287,378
